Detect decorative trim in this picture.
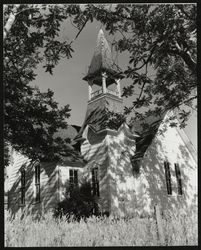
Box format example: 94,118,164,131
88,93,123,104
87,122,139,140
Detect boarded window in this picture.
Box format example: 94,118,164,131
175,163,183,195
35,165,40,202
92,168,99,197
20,168,25,205
164,161,172,195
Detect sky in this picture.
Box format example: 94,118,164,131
31,11,197,150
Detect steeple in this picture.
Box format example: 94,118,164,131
83,29,124,101
75,29,124,140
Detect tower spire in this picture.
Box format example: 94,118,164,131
83,29,123,82
75,30,125,139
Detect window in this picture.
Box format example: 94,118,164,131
69,169,78,195
164,161,172,195
20,168,25,205
175,163,183,195
92,168,99,197
35,165,40,202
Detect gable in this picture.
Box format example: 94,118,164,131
131,111,197,164
143,112,197,165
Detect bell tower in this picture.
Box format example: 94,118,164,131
76,29,138,216
76,29,124,138
84,29,123,101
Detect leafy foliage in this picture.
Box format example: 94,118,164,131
4,4,197,165
54,180,100,221
81,4,197,128
3,4,91,163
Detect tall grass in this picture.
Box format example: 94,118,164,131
5,207,197,247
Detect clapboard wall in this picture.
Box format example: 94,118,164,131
6,149,60,215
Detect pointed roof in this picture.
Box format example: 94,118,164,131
130,110,197,164
83,29,123,81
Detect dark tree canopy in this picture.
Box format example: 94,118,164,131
3,4,91,164
3,4,197,165
83,4,197,127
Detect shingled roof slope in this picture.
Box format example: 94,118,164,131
75,95,124,140
130,113,166,161
53,125,84,164
53,125,81,140
130,111,197,169
83,29,122,81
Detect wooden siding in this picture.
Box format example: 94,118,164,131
6,149,59,215
58,166,84,202
106,129,137,216
81,118,197,217
81,124,137,215
133,113,197,215
81,127,110,213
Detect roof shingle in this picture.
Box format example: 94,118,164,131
83,29,122,81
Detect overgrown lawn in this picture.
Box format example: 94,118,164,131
5,208,197,247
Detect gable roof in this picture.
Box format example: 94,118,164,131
52,125,86,165
130,111,197,164
53,124,81,141
130,113,165,161
83,29,123,81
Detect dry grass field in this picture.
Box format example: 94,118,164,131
5,207,197,247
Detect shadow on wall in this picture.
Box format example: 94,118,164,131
8,161,59,218
138,135,195,213
108,138,137,216
106,125,197,216
82,133,110,213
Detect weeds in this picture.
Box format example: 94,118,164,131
5,207,197,247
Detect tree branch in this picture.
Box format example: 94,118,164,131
176,5,194,20
4,4,20,40
169,46,196,73
3,4,66,40
138,64,148,100
134,43,157,71
70,16,89,45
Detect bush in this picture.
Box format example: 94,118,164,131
54,181,100,221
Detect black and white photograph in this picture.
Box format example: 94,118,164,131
4,3,197,247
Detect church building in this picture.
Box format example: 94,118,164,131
5,29,197,217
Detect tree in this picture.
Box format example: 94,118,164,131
4,4,197,165
3,4,91,164
81,4,197,128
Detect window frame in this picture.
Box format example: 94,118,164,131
35,164,40,203
92,167,99,197
69,169,78,196
20,168,26,205
174,163,183,195
164,161,172,195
